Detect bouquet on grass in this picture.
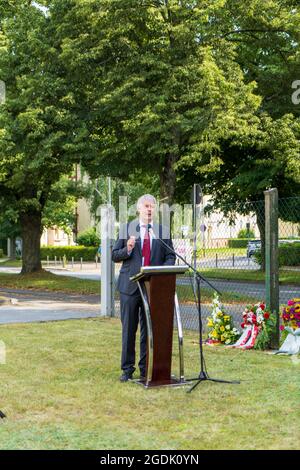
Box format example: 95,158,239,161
232,302,275,350
276,299,300,355
206,293,240,345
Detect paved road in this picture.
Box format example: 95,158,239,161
1,266,299,304
0,284,239,330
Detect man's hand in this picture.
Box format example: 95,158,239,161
127,236,136,252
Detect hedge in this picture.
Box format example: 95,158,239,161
41,245,98,261
254,243,300,267
228,238,251,248
278,243,300,267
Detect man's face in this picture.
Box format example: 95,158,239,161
139,200,156,223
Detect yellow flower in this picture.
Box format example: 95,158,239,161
221,335,225,342
207,319,214,327
291,321,297,329
220,326,225,332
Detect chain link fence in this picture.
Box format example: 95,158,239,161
108,194,300,334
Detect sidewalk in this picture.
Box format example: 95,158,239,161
0,287,101,324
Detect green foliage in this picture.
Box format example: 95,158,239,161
76,228,100,247
253,251,262,266
255,243,300,267
228,239,249,248
88,173,160,222
278,243,300,267
0,248,3,258
53,0,261,201
238,229,255,239
0,2,85,271
1,0,300,273
40,245,97,261
279,327,289,347
254,314,277,351
175,0,300,242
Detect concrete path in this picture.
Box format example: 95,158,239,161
0,288,101,325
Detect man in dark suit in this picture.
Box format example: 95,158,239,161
112,194,176,382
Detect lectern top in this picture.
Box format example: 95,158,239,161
130,265,187,282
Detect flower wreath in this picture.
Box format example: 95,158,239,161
232,303,275,350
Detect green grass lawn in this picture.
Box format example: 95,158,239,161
201,268,300,285
0,318,298,450
0,271,100,295
0,259,22,267
2,257,300,285
0,271,259,304
197,247,246,257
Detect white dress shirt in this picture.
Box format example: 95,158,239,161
127,220,154,255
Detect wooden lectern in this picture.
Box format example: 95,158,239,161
130,265,188,388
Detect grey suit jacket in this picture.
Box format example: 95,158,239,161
112,221,176,296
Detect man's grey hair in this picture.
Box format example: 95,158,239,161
136,194,157,211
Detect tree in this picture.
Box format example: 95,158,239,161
52,0,260,203
174,0,300,268
215,0,300,119
0,1,84,272
176,112,300,268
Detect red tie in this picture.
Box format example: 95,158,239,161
142,225,151,266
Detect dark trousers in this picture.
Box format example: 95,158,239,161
120,292,147,376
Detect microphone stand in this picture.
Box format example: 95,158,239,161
150,226,240,393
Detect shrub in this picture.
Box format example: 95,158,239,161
278,243,300,267
41,245,98,261
237,228,255,239
253,250,262,266
254,242,300,267
228,238,249,248
0,248,3,258
76,228,100,247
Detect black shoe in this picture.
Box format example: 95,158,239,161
140,371,146,381
119,372,133,382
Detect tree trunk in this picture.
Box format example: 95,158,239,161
160,153,177,204
20,211,43,274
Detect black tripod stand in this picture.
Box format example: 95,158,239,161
187,272,240,393
149,226,240,393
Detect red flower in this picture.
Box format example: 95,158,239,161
263,312,270,320
241,322,245,329
260,304,265,310
280,325,285,331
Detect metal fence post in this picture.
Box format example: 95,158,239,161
100,205,115,317
264,188,279,348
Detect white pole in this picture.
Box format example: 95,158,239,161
101,205,115,317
